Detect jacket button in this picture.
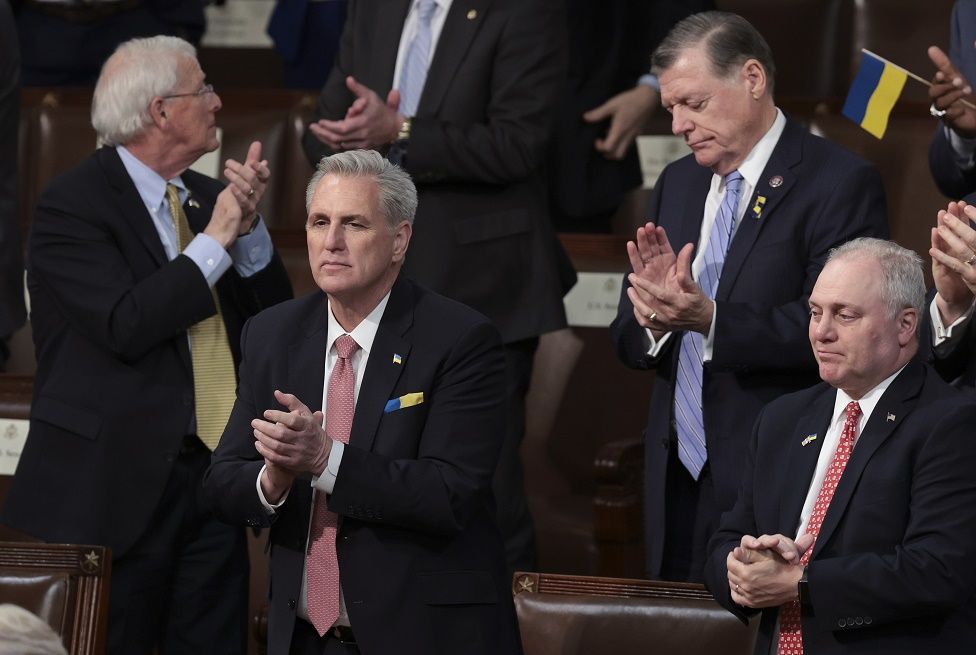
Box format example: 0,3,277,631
660,437,669,449
854,617,863,626
288,599,296,610
838,619,847,628
864,616,872,625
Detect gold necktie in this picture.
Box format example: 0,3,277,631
165,184,237,451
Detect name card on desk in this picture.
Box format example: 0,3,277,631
637,135,690,188
203,1,275,48
563,272,622,328
0,419,28,475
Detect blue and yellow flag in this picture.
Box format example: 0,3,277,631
842,50,908,139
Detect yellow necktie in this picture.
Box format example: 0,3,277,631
165,184,237,451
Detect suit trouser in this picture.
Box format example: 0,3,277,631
659,444,718,584
495,338,539,573
107,435,249,655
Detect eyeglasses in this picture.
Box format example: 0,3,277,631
161,83,215,100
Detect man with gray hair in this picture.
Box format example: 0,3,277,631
704,237,976,654
205,150,521,654
1,35,293,654
610,11,889,582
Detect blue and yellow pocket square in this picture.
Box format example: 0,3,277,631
384,392,424,413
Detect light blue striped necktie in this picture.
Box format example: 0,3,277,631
398,0,437,117
673,170,743,479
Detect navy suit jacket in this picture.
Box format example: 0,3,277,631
929,0,976,199
1,146,293,557
609,116,889,579
704,360,976,654
301,0,569,343
204,277,521,655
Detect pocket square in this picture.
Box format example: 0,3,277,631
384,392,424,413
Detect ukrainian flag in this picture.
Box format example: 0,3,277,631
842,50,908,139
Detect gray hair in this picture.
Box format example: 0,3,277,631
305,149,417,226
0,604,67,655
652,11,776,95
91,35,197,146
826,238,925,324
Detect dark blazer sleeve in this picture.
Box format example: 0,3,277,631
929,0,976,199
806,400,976,631
710,160,888,372
29,172,215,363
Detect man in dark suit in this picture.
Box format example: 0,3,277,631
204,149,521,655
0,36,293,655
609,11,889,583
704,238,976,654
300,0,569,572
927,0,976,199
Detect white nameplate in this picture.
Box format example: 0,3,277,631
0,419,29,475
203,1,275,48
563,272,624,328
637,135,690,188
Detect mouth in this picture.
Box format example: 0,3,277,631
687,138,711,150
320,262,350,271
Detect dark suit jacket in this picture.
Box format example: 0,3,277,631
0,0,25,343
301,0,569,343
929,0,976,199
0,146,293,557
704,360,976,654
204,277,522,655
609,116,890,579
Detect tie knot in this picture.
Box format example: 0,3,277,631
165,183,181,204
334,334,359,360
845,401,862,421
417,0,436,20
724,170,743,192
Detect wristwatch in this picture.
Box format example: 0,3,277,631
389,117,412,166
240,214,261,237
798,565,811,609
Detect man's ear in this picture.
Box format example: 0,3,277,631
149,97,168,127
897,308,919,346
392,220,412,262
741,59,768,100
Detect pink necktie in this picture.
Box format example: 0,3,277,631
777,401,862,655
306,334,359,636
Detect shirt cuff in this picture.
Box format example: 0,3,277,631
637,73,660,91
184,233,232,286
930,295,975,347
256,464,290,514
701,300,718,362
228,215,274,278
946,125,976,170
644,326,672,356
312,440,344,496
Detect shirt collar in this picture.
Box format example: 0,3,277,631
116,145,186,211
830,363,907,438
326,290,393,357
733,108,786,191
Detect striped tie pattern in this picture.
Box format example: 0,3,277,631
777,401,862,655
306,334,360,636
673,171,743,479
165,184,237,451
397,0,437,117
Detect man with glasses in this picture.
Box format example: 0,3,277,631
1,35,292,655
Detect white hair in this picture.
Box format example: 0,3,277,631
827,237,925,322
306,149,418,226
91,35,197,146
0,604,67,655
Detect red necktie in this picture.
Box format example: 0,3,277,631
777,401,862,655
306,334,359,636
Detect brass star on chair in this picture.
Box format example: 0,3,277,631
517,575,535,593
81,550,100,573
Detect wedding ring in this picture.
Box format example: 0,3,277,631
966,253,976,266
735,584,741,593
930,103,948,119
647,312,657,322
247,187,255,197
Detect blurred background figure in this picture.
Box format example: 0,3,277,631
266,0,348,89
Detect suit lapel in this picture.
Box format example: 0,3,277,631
418,0,490,115
288,298,330,415
718,118,803,299
376,0,412,88
349,278,413,453
676,166,713,251
812,361,924,558
97,147,168,267
778,386,834,534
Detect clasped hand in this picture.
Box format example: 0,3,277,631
253,389,331,479
726,533,814,608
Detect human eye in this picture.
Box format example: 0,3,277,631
809,306,821,320
306,216,329,231
837,311,857,322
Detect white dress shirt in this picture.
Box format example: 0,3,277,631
644,108,787,360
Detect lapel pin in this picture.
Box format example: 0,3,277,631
467,9,477,19
769,175,784,188
752,195,767,219
801,433,818,447
392,353,402,365
887,413,896,422
188,198,201,209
